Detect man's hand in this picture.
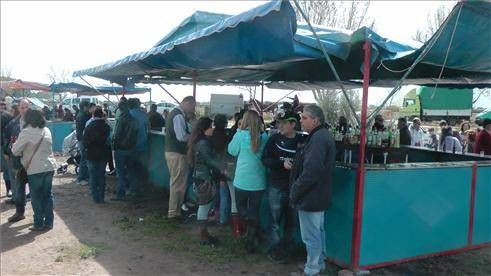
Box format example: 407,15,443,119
283,160,292,170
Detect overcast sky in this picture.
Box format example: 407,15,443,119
2,1,488,108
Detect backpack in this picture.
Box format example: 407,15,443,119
113,113,139,150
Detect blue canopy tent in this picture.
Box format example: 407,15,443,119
50,82,150,96
72,0,491,272
73,1,491,88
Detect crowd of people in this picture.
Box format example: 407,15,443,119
2,94,491,276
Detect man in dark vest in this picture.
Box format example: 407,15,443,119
165,96,196,219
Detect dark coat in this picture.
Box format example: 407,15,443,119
399,125,411,146
76,111,91,141
290,125,336,212
192,138,227,182
83,119,111,161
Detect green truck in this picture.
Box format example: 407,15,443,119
400,86,473,125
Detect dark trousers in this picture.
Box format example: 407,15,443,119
27,171,54,228
77,143,88,182
87,160,106,203
129,150,147,197
12,167,26,214
114,150,131,198
268,186,298,251
107,151,115,171
235,187,264,228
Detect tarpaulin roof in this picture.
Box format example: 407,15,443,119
49,82,150,95
0,79,51,91
73,0,491,88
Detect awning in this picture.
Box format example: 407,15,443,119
0,79,51,92
50,82,151,95
73,1,491,88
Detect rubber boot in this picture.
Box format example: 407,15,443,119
231,213,242,238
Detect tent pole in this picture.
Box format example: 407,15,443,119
351,40,371,272
292,0,360,126
260,82,264,116
78,76,116,108
262,90,296,113
156,83,181,105
192,71,197,99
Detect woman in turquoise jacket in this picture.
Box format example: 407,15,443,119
227,110,269,253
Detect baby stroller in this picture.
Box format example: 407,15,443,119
57,130,81,175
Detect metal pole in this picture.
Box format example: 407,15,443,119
192,71,197,99
156,83,181,105
262,90,296,113
351,40,371,271
260,82,264,116
292,0,360,126
78,76,117,108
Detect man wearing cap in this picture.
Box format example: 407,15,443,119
262,110,303,263
475,119,491,155
410,117,425,147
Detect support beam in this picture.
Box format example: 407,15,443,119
351,40,371,271
78,76,117,108
260,82,264,116
292,0,360,126
156,83,181,105
192,71,197,99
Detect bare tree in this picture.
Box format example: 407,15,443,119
292,0,372,126
47,66,72,84
413,4,454,43
0,66,13,81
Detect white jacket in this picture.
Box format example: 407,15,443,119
12,126,56,175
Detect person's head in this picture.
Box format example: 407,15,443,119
0,100,7,112
186,117,214,163
93,106,104,118
441,126,453,138
213,114,227,131
118,99,129,113
150,104,157,112
277,110,298,137
18,99,31,118
24,109,46,129
482,118,491,131
89,102,96,113
412,117,421,129
127,98,140,109
163,109,169,117
397,117,407,129
180,96,196,115
374,114,384,127
241,110,263,153
466,130,477,142
72,104,79,111
11,104,19,117
439,120,448,128
428,127,435,134
64,107,70,113
79,100,90,112
301,104,325,134
103,103,108,108
460,121,470,132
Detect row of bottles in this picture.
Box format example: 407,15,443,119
331,126,401,149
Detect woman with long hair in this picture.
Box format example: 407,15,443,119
227,110,269,253
187,117,227,246
12,109,56,231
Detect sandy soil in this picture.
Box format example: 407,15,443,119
1,159,490,276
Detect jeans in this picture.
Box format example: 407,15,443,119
235,187,263,226
27,171,54,228
219,183,231,224
197,201,213,221
107,150,115,171
268,186,297,251
298,210,327,276
77,142,88,182
1,153,12,191
114,150,132,198
87,160,106,203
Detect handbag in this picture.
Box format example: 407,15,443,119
16,132,45,185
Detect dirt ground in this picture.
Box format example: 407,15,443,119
1,158,490,276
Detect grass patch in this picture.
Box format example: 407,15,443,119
113,216,139,231
79,243,106,259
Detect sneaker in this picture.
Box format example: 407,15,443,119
106,169,116,176
7,213,25,223
43,225,53,230
78,180,89,186
29,226,46,232
6,190,12,198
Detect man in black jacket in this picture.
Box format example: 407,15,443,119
290,104,335,276
397,117,412,146
75,101,91,185
262,110,302,263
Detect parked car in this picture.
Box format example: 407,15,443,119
61,96,104,112
475,109,491,126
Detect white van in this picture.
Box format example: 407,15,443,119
61,96,104,112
